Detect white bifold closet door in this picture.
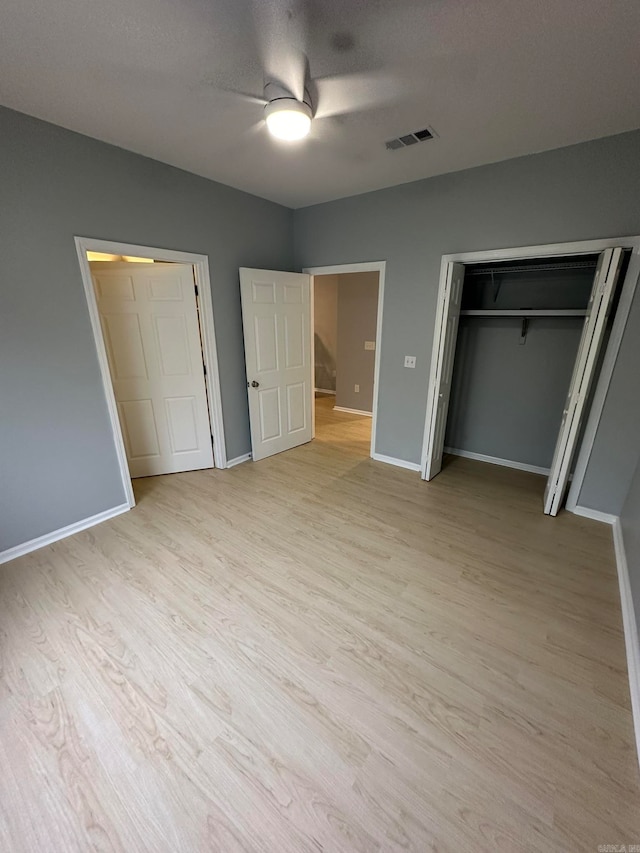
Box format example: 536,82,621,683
544,247,624,515
239,268,313,462
91,262,214,478
422,262,465,480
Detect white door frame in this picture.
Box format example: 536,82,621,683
303,261,386,458
420,235,640,512
75,236,227,509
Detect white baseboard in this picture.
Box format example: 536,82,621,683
0,503,131,566
226,452,252,468
372,452,422,472
570,505,618,525
333,406,373,417
315,388,336,396
444,446,550,476
612,518,640,770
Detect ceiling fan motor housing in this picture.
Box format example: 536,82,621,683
263,80,313,111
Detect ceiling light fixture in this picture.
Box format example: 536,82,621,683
265,98,312,141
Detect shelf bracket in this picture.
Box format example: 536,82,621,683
519,317,529,345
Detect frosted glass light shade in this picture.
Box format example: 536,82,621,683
265,98,312,141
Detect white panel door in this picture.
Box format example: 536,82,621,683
422,262,465,480
91,262,214,477
544,248,624,515
239,268,312,461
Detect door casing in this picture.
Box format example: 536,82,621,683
75,236,227,510
303,261,386,460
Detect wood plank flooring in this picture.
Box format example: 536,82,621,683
1,398,638,851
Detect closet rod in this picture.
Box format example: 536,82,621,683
467,260,596,276
460,309,587,317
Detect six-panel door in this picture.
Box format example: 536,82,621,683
239,268,313,461
91,262,214,477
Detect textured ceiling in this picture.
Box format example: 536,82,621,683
1,0,639,208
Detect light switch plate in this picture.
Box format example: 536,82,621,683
364,340,376,351
404,355,416,368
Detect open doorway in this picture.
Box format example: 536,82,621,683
238,262,385,464
306,262,385,462
75,237,227,508
312,269,380,458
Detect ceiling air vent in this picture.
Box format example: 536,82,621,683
385,127,435,151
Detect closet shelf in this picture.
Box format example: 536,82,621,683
460,309,587,317
466,260,596,276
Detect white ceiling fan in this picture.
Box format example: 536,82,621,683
223,0,402,142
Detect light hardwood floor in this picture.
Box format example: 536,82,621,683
1,399,638,851
314,393,371,455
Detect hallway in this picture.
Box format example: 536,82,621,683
314,393,371,458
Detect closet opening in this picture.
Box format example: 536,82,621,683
421,241,636,516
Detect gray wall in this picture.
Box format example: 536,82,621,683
0,106,293,552
294,129,640,514
446,317,583,469
313,274,338,392
336,272,379,412
578,285,640,513
621,458,640,629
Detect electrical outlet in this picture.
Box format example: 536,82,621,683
364,340,376,351
404,355,416,368
354,384,360,393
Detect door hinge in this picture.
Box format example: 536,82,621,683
194,284,199,297
203,363,207,376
